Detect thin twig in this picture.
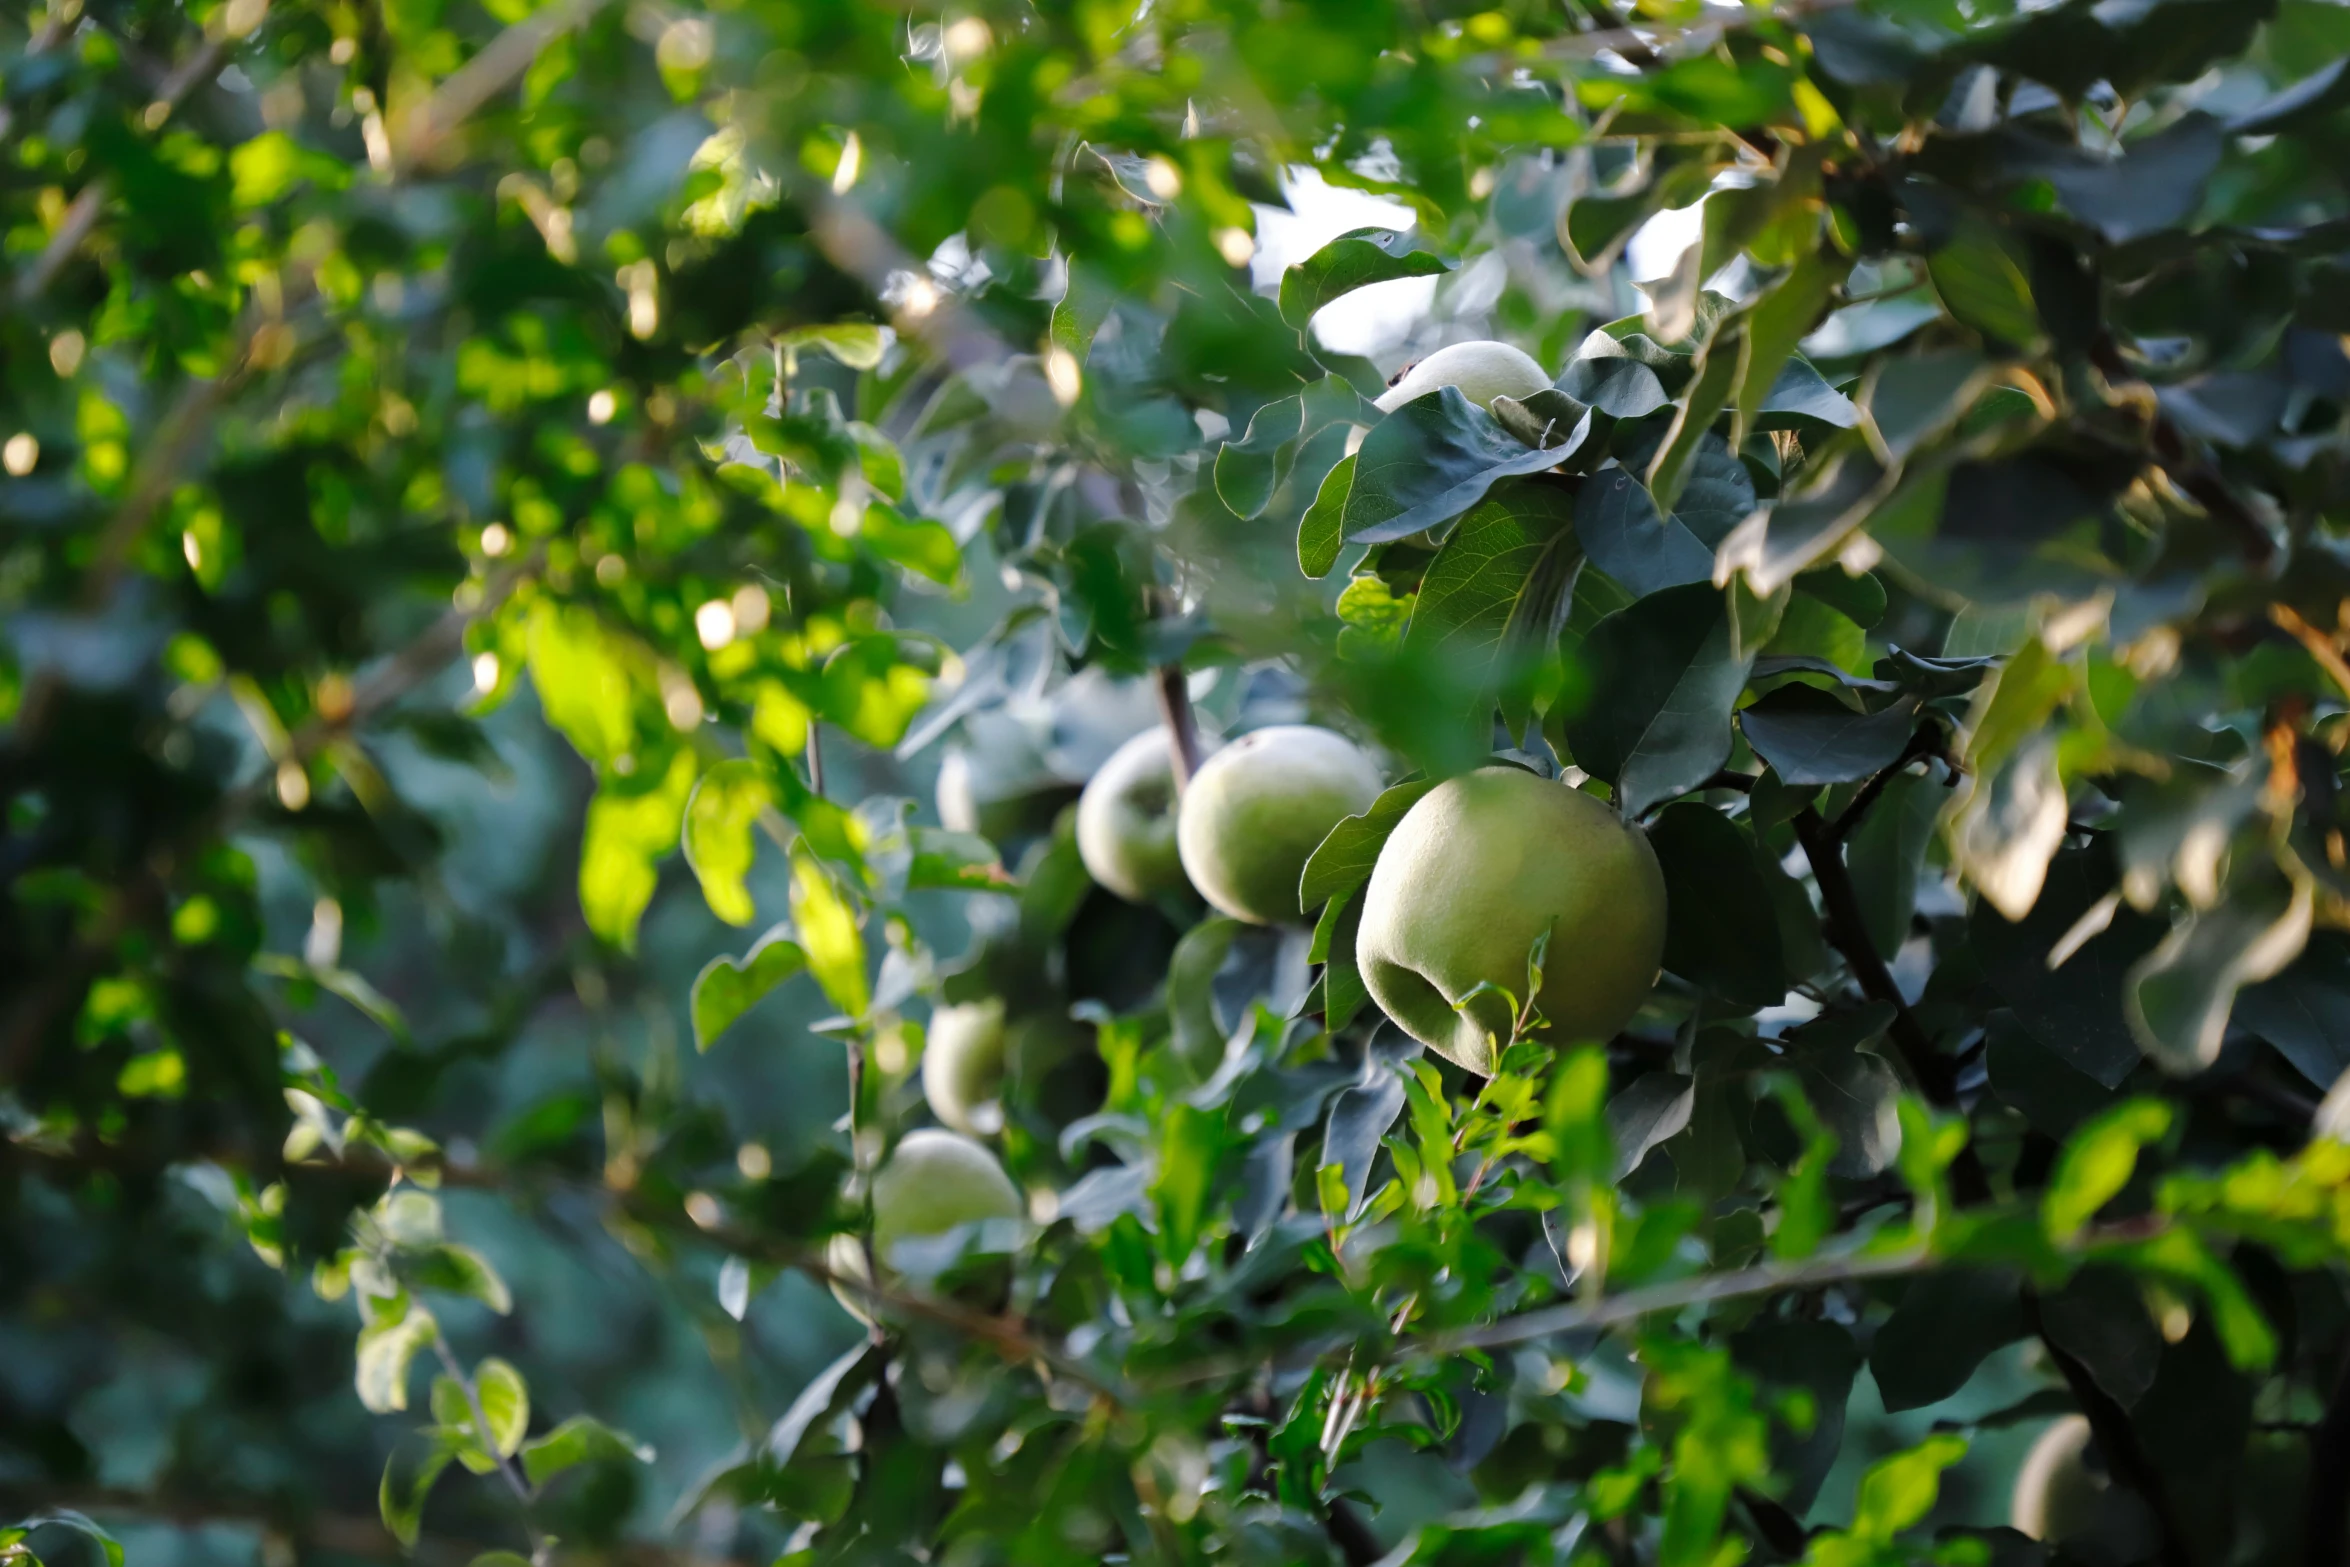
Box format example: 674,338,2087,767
426,1334,544,1535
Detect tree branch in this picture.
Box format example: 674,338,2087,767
2305,1340,2350,1567
1789,805,1991,1204
2025,1289,2195,1567
1156,664,1201,790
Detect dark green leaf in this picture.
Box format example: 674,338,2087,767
1560,583,1753,817
1650,803,1788,1009
1278,228,1453,330
1738,689,1918,786
1870,1269,2027,1413
1574,467,1714,597
1342,388,1569,546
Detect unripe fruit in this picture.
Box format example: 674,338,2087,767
828,1129,1024,1322
923,1000,1008,1136
1076,730,1195,903
1356,767,1665,1073
1373,340,1552,415
2011,1416,2109,1544
1176,726,1384,926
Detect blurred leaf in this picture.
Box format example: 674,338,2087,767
1300,781,1437,912
2125,869,2313,1074
379,1440,454,1549
1298,453,1357,579
693,925,810,1052
1927,222,2046,352
791,848,869,1018
1608,1071,1694,1180
2044,1098,2171,1242
685,758,773,927
520,1415,654,1486
580,750,697,950
355,1299,437,1415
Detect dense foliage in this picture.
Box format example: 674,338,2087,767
13,0,2350,1564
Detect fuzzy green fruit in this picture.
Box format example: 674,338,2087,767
1373,340,1551,415
1077,730,1197,903
2011,1417,2109,1545
1176,725,1384,926
829,1129,1024,1322
1356,767,1665,1072
923,1000,1008,1136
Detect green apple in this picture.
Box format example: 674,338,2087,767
828,1128,1024,1322
1355,767,1665,1072
1176,725,1384,925
923,999,1008,1136
2011,1416,2110,1545
1076,729,1198,903
1373,340,1552,415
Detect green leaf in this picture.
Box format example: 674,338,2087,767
1341,388,1571,546
2043,1097,2172,1243
1646,322,1745,516
1926,221,2046,352
684,758,773,927
1051,256,1117,361
580,749,697,950
1574,467,1713,598
1166,917,1241,1075
2125,868,2314,1074
1848,1433,1967,1544
527,600,638,766
1,1515,122,1567
1869,1269,2025,1413
380,1439,455,1549
1403,478,1584,730
691,924,809,1051
778,322,886,370
1736,251,1848,445
1559,583,1753,817
1278,227,1452,330
520,1415,654,1487
1738,687,1916,786
1215,377,1367,521
1648,803,1788,1009
356,1298,437,1414
1298,780,1436,912
1298,452,1356,579
790,848,868,1018
407,1244,513,1314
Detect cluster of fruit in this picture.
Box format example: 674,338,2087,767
842,698,1673,1299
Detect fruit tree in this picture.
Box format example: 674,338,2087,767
9,1,2350,1566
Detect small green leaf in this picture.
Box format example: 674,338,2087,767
1298,453,1356,579
691,925,809,1052
684,758,773,927
380,1440,455,1549
1926,222,2045,352
2043,1098,2173,1243
407,1243,513,1314
356,1299,438,1414
791,848,868,1018
1298,779,1436,912
520,1415,654,1487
